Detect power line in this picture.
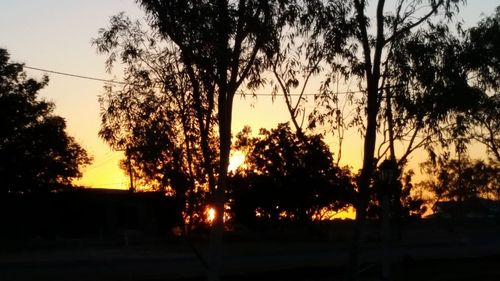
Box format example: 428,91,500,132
35,65,479,98
25,65,484,97
24,65,364,96
83,153,122,173
24,66,127,85
249,90,365,97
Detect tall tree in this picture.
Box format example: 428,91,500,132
136,1,283,280
0,49,92,194
377,6,500,227
304,1,464,279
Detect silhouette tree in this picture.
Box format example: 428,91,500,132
229,123,354,225
302,1,465,279
267,3,325,142
376,6,500,224
0,49,92,194
463,5,500,92
363,21,484,224
93,13,217,228
461,7,500,162
418,157,500,207
470,93,500,162
382,23,474,160
135,1,285,279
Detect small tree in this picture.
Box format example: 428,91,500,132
0,49,92,194
229,123,354,224
419,157,499,206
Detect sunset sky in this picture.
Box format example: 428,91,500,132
1,0,498,190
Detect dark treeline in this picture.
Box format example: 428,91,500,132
0,189,181,241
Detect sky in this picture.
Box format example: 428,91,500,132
0,0,498,190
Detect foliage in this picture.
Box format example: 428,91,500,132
136,0,286,218
385,21,483,160
388,7,500,216
93,13,217,225
0,49,91,193
469,93,500,162
399,170,427,219
134,2,290,278
368,168,427,220
461,7,500,162
418,157,500,207
228,123,354,224
266,2,324,139
463,5,500,91
301,2,465,277
393,6,500,166
304,0,464,198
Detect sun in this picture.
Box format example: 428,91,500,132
228,150,246,173
206,207,216,224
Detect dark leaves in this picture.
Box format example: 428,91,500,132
0,49,92,194
230,123,354,223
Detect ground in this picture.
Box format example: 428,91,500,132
1,219,499,280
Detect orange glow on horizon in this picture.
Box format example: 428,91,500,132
331,206,356,220
74,152,129,190
76,149,248,191
312,206,356,221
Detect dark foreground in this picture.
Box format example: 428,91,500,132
1,219,500,281
1,248,499,281
1,241,500,281
211,255,500,281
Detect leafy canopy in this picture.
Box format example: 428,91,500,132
229,123,354,223
0,49,92,193
93,13,218,225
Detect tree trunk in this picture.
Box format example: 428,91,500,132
348,79,379,281
208,2,231,279
386,87,396,160
348,1,385,279
207,90,234,280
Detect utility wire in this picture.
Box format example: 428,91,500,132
25,66,127,85
240,90,365,97
31,65,478,97
24,65,363,96
29,64,475,99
